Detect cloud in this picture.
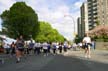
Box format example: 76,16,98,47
0,0,16,14
0,0,85,40
74,1,83,8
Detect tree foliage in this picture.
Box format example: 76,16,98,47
35,21,65,42
0,2,39,40
74,35,82,43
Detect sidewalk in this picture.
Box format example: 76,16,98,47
63,49,108,64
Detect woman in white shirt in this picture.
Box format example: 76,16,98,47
83,33,91,58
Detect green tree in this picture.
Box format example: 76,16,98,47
74,35,82,43
0,2,39,40
35,21,65,42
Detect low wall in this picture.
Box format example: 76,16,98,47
96,42,108,50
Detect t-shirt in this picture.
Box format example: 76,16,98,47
29,42,34,48
16,39,24,48
43,43,48,49
83,37,91,43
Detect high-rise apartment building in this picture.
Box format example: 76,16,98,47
87,0,98,30
78,0,108,38
77,17,82,38
80,2,88,37
97,0,108,25
87,0,108,30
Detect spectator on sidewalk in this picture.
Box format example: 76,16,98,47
91,39,96,50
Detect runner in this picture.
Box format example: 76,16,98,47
15,35,25,63
10,42,15,56
82,33,91,58
58,42,63,53
42,42,48,56
28,40,34,55
52,42,57,55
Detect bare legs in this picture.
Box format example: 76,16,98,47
16,50,22,63
85,45,91,58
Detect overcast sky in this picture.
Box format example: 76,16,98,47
0,0,85,40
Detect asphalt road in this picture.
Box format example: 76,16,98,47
0,50,108,71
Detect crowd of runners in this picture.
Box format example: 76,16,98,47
0,34,95,63
1,35,72,63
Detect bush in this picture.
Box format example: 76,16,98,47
94,34,108,42
96,39,104,42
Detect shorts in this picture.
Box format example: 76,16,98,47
28,48,33,50
84,43,91,48
17,47,24,51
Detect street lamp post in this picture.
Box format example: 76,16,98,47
64,15,76,36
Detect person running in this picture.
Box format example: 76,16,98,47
34,42,37,54
58,43,63,53
37,42,41,55
42,42,48,56
72,43,77,51
3,42,10,54
78,42,83,50
10,42,15,56
34,42,41,55
47,42,51,53
52,42,57,55
63,41,68,52
15,35,25,63
28,40,34,55
24,42,29,54
82,33,91,58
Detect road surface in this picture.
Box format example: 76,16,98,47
0,50,108,71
